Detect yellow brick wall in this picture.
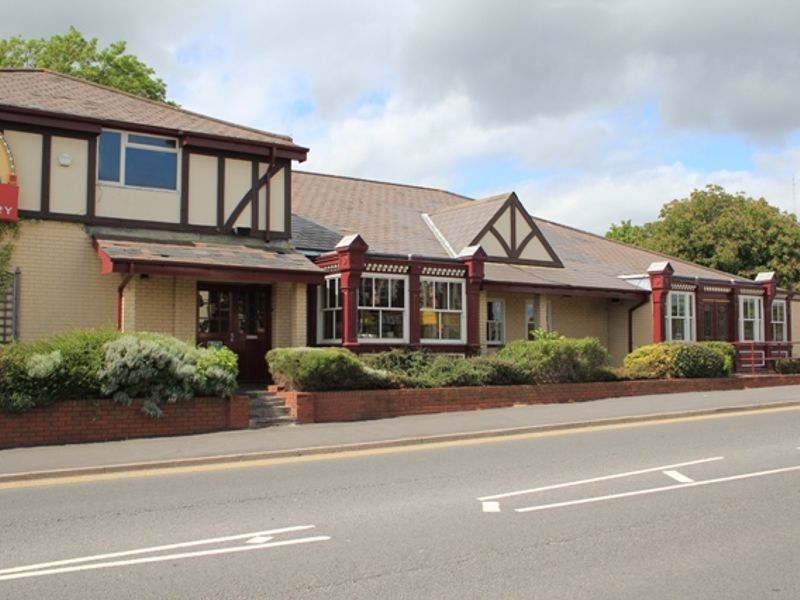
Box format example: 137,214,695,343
631,299,653,351
607,300,635,367
792,300,800,357
550,296,610,348
10,220,117,341
272,282,307,348
124,276,196,342
478,290,488,351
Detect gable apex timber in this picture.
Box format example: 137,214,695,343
471,192,563,268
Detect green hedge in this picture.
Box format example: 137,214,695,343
495,336,609,384
0,329,239,415
776,358,800,374
266,347,399,392
623,342,732,379
271,335,609,392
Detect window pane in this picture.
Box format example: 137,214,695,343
671,318,685,341
124,147,177,189
358,309,379,337
420,309,437,339
742,299,754,320
323,311,334,340
526,301,535,321
382,311,403,338
441,312,461,340
773,302,785,322
671,295,684,317
98,131,121,182
435,282,447,309
703,304,713,340
358,278,373,307
128,134,177,148
326,279,338,309
488,301,503,321
449,282,462,310
391,279,405,308
374,278,389,308
774,323,785,342
743,320,755,341
488,322,503,342
717,305,729,340
420,281,433,309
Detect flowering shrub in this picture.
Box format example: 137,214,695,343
0,329,238,415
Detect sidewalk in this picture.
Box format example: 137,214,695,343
2,384,800,481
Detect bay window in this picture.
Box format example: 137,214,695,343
420,278,464,342
319,276,342,342
666,292,695,341
486,299,505,344
771,299,786,342
358,275,407,341
739,296,763,342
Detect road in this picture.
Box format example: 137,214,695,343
2,405,800,599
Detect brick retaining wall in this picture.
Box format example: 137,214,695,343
0,395,250,449
277,375,800,424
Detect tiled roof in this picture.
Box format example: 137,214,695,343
427,193,510,254
0,69,302,148
96,237,323,274
291,171,752,290
291,171,470,256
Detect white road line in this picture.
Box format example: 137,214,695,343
663,470,694,483
477,456,723,501
0,525,314,576
0,536,331,582
482,501,501,513
516,463,800,513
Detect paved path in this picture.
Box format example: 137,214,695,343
1,384,799,480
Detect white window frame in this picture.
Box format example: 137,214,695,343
772,299,787,342
317,275,342,343
486,298,506,345
666,291,696,342
739,295,764,342
420,277,466,344
357,274,409,343
98,129,181,192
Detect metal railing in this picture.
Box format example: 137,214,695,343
731,340,799,375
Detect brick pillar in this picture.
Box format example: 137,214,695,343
460,245,486,354
335,234,368,349
756,271,778,343
409,263,422,347
647,261,674,343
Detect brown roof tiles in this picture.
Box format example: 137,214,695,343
0,69,302,149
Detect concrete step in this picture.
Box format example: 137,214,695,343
247,391,295,428
249,415,296,428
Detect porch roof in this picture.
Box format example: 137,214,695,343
95,237,324,284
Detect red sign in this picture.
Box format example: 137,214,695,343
0,179,19,222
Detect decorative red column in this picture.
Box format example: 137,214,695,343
647,261,674,343
408,263,422,347
460,245,486,355
335,234,368,349
755,271,777,343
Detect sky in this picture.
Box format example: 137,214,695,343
4,0,800,234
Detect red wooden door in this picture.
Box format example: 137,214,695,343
197,284,271,383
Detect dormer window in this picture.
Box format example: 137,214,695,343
98,130,179,191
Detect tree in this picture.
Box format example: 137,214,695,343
0,26,170,103
606,185,800,289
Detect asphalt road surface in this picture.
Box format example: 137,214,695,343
2,405,800,599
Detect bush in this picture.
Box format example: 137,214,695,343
267,347,398,392
0,329,239,415
698,341,736,375
0,328,121,413
623,343,675,380
623,342,732,379
776,358,800,374
671,344,727,378
495,336,609,384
